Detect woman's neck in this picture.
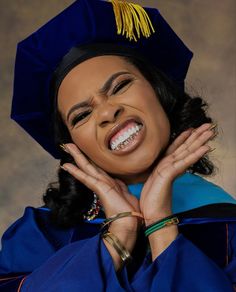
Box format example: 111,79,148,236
110,153,164,184
113,164,155,185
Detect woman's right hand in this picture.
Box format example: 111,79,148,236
60,143,140,233
60,143,140,270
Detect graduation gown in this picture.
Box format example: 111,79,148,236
0,174,236,291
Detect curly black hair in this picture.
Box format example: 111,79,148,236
43,55,214,228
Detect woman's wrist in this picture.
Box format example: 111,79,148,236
109,217,139,250
148,225,179,261
102,216,139,271
144,209,173,226
144,211,179,261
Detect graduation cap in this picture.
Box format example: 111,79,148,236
11,0,193,158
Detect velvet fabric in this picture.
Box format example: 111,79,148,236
0,205,235,291
11,0,193,158
0,174,236,291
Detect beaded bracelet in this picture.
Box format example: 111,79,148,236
144,215,179,237
102,211,144,230
102,231,132,263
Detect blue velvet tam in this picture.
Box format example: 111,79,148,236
11,0,193,158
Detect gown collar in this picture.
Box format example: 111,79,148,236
127,173,236,213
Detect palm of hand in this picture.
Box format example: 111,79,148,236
62,123,215,225
61,144,139,219
140,123,215,223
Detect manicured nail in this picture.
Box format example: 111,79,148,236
60,165,68,171
60,144,69,153
209,123,217,131
210,132,218,140
207,147,216,154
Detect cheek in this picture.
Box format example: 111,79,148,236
142,98,171,148
137,92,170,135
69,125,108,168
70,126,96,154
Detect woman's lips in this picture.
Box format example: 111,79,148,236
110,121,140,145
107,118,146,155
105,117,143,149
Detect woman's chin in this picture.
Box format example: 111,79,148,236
108,161,156,184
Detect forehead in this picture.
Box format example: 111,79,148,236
59,55,136,88
57,55,139,110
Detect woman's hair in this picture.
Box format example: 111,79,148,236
43,54,214,228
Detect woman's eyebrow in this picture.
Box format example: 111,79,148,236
66,98,92,122
66,71,130,122
98,71,130,95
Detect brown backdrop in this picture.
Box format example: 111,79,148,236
0,0,235,238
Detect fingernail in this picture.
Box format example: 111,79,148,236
210,132,218,140
207,147,216,154
209,123,217,131
60,165,68,171
60,144,69,153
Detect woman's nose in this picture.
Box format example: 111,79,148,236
97,103,124,127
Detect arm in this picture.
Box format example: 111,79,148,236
130,233,234,292
135,123,234,291
140,123,216,259
0,206,135,292
0,275,27,291
225,222,236,290
60,144,141,271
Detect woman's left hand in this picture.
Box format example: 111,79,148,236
140,123,215,225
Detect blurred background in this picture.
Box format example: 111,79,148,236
0,0,235,238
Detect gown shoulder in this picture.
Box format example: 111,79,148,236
0,203,235,291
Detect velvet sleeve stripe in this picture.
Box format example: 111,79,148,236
0,275,22,281
226,223,229,266
0,275,26,291
17,276,27,292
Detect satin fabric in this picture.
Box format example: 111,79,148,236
0,174,235,291
128,173,236,212
0,206,235,291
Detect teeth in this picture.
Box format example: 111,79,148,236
110,124,142,150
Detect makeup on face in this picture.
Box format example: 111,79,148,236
57,55,170,183
66,72,135,128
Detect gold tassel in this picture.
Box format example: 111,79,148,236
108,0,155,42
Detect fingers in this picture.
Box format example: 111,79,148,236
61,145,128,199
61,162,99,190
60,144,139,216
157,144,210,180
172,144,210,174
62,143,100,178
165,128,193,155
172,123,216,159
61,144,116,192
174,131,213,161
154,123,216,180
61,162,118,197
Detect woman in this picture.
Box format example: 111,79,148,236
0,0,235,291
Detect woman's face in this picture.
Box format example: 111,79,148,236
57,55,170,183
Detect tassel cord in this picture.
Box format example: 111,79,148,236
109,0,155,42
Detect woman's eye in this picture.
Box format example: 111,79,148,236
112,79,132,94
71,111,91,126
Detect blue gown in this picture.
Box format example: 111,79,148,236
0,173,236,291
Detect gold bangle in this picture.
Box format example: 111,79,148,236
102,231,132,263
102,211,144,229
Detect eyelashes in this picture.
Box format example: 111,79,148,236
71,78,133,127
112,78,132,94
71,110,91,126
